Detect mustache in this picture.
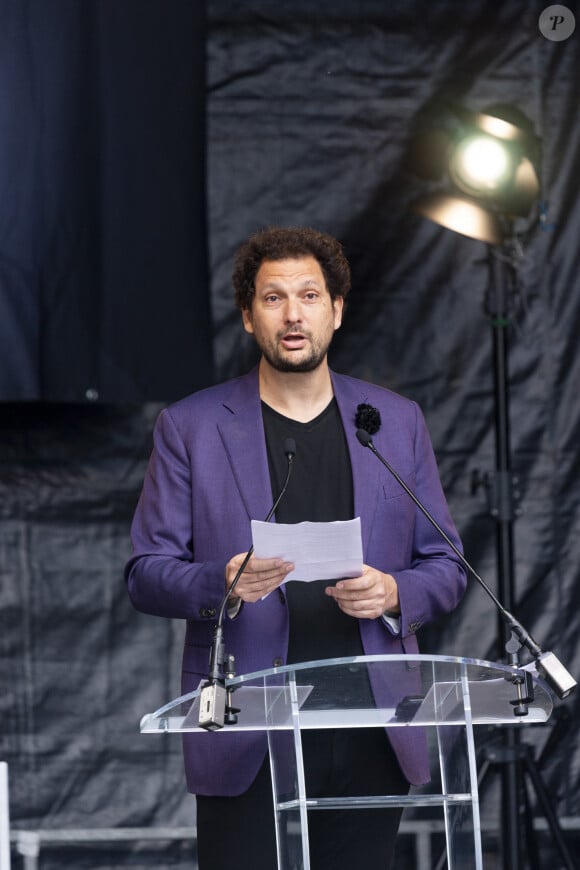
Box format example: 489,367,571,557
278,326,310,338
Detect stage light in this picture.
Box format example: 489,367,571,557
407,103,540,244
450,134,514,194
412,191,505,245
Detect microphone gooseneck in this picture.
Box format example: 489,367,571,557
215,437,295,632
356,427,576,702
199,438,297,730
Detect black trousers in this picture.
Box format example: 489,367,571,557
196,728,409,870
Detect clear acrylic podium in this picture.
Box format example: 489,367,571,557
140,654,553,869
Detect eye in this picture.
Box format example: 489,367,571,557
304,290,319,301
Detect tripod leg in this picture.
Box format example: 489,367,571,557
501,731,524,870
477,758,491,790
523,754,578,870
521,765,543,870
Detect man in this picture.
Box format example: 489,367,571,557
125,227,467,868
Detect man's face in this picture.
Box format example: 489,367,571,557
241,256,344,373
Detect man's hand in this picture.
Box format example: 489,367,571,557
324,565,399,620
225,555,294,603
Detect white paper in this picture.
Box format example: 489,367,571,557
251,517,363,583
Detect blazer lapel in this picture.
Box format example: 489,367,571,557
331,371,381,556
216,370,273,523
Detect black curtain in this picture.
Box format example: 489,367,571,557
0,0,212,401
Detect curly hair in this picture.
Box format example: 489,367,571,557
232,227,351,310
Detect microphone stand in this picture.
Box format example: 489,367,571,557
356,428,574,703
198,440,296,731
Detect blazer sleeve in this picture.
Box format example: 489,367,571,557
124,407,227,621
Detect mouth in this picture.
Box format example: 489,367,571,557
280,331,307,350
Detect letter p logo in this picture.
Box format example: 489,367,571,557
539,5,576,41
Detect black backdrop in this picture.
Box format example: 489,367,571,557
2,1,580,867
0,0,212,402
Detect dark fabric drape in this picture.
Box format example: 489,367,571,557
2,1,580,867
0,0,212,401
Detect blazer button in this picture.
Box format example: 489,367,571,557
273,658,284,668
199,607,216,619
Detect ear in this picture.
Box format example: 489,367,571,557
332,296,344,331
241,307,254,335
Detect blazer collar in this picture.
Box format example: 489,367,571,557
214,367,381,548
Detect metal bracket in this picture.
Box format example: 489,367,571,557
471,469,523,521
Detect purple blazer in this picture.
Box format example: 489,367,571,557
126,367,467,795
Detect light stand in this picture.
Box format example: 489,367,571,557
471,241,577,870
408,102,577,869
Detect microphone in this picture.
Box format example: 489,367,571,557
355,427,577,702
198,437,297,730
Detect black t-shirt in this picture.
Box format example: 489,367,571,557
262,399,366,665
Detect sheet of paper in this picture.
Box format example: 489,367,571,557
251,517,363,583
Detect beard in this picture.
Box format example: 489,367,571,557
257,329,333,373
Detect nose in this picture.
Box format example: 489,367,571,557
283,297,302,324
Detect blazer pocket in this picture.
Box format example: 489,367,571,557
381,467,415,501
